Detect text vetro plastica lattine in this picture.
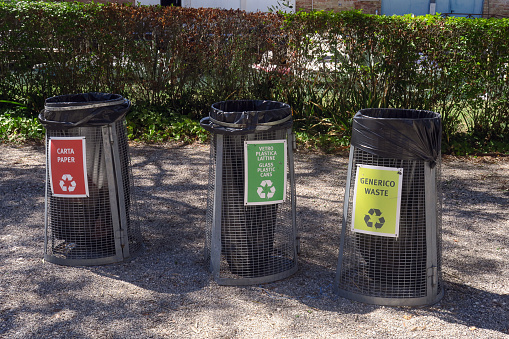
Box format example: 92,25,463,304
256,146,277,177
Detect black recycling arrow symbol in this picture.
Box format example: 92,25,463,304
364,214,373,227
375,217,385,229
364,208,385,229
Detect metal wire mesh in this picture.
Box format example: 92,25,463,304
435,155,443,295
114,120,143,256
205,129,297,285
44,120,142,265
335,147,442,305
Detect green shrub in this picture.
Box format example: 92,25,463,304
0,113,44,143
0,2,507,153
126,105,208,143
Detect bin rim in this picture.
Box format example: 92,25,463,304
356,108,441,120
44,93,127,112
211,99,290,110
351,107,442,166
39,93,130,130
201,99,292,135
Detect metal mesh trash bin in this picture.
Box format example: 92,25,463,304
334,108,443,306
201,100,298,285
39,93,143,266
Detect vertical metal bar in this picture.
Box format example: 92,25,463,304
43,132,49,257
211,134,224,280
334,146,355,292
287,129,298,256
102,125,124,262
110,122,130,258
425,162,439,302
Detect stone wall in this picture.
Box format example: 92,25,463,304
485,0,509,17
296,0,509,17
295,0,381,14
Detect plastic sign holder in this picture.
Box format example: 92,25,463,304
351,164,403,238
49,137,89,198
244,140,287,205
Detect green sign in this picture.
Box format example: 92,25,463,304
351,164,403,238
244,140,287,205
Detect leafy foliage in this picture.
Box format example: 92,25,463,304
0,2,507,153
126,104,208,143
0,112,44,143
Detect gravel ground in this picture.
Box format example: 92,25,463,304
0,142,508,338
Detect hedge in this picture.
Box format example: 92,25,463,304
1,1,508,151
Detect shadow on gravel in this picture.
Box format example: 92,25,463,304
2,266,206,338
240,259,509,335
0,160,45,233
231,154,509,335
436,280,509,335
83,145,211,294
2,145,508,336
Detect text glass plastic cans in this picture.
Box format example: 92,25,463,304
201,100,298,285
39,93,143,266
334,108,443,307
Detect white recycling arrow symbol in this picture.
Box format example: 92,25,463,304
257,180,276,199
59,174,77,192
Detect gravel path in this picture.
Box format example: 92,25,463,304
0,142,508,338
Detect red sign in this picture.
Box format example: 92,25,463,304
49,137,89,197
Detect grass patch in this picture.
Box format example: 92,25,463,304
0,101,44,143
126,105,209,144
443,133,509,156
0,113,44,143
0,101,507,156
295,131,350,154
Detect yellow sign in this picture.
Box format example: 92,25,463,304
351,165,403,237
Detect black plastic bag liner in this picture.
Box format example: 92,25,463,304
200,100,292,135
39,93,130,130
351,108,442,167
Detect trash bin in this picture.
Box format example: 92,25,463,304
334,108,443,306
201,100,298,285
39,93,143,266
